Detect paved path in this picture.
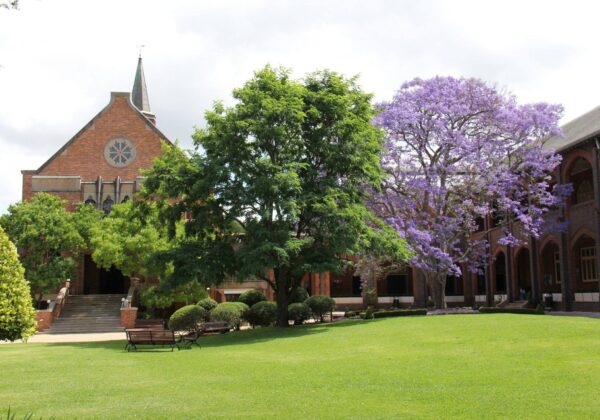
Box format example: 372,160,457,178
1,331,126,344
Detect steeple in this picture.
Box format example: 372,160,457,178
131,54,156,123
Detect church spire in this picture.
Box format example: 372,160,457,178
131,54,155,123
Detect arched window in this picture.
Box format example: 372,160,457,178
84,196,96,207
102,196,114,216
569,158,593,205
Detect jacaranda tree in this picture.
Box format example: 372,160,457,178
144,66,407,326
370,76,567,308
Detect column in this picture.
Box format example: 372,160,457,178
558,165,573,311
592,145,600,311
529,237,540,305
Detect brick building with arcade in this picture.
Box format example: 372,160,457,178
22,60,600,328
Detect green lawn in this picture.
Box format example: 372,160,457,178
1,314,600,419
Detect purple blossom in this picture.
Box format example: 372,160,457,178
369,76,568,307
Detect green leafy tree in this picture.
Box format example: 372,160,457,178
144,66,408,326
90,199,200,315
0,193,85,305
90,200,171,279
0,226,36,341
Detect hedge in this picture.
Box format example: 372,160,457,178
478,306,544,315
372,309,427,318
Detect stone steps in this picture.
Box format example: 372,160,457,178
42,294,125,334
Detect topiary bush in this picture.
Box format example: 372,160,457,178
197,297,218,313
238,289,266,308
305,295,335,322
247,301,277,327
289,286,309,303
168,305,207,333
288,302,312,325
210,302,250,330
0,227,36,342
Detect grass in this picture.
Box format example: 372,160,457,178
1,314,600,419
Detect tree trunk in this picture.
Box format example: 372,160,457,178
275,276,290,327
426,272,447,309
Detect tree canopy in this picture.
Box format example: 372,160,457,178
370,76,567,308
0,226,36,342
144,66,408,326
0,193,89,305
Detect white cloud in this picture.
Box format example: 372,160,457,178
1,0,600,213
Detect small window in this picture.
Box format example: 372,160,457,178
580,247,597,282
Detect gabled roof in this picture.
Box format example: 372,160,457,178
544,105,600,152
29,92,172,174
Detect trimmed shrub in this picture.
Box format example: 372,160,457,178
210,302,250,329
288,302,312,325
0,227,36,342
305,295,335,322
238,289,266,308
478,307,544,315
289,287,309,304
197,297,218,312
372,309,427,318
247,301,277,327
168,305,207,333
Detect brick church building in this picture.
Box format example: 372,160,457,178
21,56,171,297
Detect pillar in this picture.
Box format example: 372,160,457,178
591,143,600,311
558,165,573,311
529,237,540,305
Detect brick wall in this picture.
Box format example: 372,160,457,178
22,92,167,202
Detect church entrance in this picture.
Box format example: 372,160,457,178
83,254,129,294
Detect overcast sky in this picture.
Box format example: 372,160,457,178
1,0,599,213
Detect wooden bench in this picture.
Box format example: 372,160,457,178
134,319,165,329
201,321,230,335
125,329,179,351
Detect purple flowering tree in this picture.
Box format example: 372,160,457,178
370,76,567,308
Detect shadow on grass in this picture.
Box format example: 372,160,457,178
37,319,369,352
